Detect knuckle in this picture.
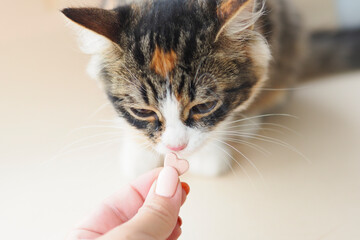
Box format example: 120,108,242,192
141,199,175,227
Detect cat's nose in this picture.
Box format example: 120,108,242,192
166,144,187,152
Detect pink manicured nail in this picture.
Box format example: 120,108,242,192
156,166,179,198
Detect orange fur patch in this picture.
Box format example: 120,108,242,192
175,93,182,102
150,46,177,78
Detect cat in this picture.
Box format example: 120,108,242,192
62,0,360,177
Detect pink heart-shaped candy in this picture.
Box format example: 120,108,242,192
164,153,189,175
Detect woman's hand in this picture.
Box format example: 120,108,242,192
67,167,189,240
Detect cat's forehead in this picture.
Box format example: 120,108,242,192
126,0,219,70
135,0,218,35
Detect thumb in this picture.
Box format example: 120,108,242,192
101,166,183,240
129,166,183,239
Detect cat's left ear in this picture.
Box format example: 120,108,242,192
215,0,261,40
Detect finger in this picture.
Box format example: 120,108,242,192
167,218,182,240
167,227,181,240
70,168,162,237
129,167,163,199
181,188,187,206
104,166,184,240
181,182,190,206
66,229,101,240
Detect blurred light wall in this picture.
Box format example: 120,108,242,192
337,0,360,28
292,0,338,30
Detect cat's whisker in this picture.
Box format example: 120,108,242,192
86,102,111,120
218,132,311,164
58,133,148,160
66,125,126,137
208,140,256,187
222,137,271,155
214,126,285,135
253,86,311,91
138,142,151,152
47,130,146,167
211,138,265,182
97,119,119,123
57,131,125,157
44,137,125,167
218,131,292,146
207,142,238,177
222,113,299,126
222,122,301,136
227,131,295,148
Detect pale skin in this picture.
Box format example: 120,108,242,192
66,168,189,240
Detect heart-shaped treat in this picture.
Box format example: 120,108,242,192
164,153,189,176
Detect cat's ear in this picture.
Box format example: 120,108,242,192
62,8,120,43
61,8,127,54
215,0,261,40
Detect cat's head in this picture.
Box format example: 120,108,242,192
62,0,270,156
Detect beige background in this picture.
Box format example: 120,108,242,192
49,0,340,29
1,1,359,240
294,0,338,30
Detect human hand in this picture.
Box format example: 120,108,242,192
67,167,190,240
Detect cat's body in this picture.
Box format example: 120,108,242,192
62,0,360,177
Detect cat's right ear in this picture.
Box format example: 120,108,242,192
61,8,127,54
62,8,120,43
214,0,262,41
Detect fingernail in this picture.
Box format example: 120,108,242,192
181,182,190,195
156,166,179,198
177,217,183,226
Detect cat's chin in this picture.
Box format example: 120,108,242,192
118,137,233,178
152,143,233,177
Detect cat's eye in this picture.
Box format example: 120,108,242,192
130,108,157,119
191,101,218,115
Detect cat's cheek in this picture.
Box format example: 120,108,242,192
153,143,169,155
118,135,162,179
